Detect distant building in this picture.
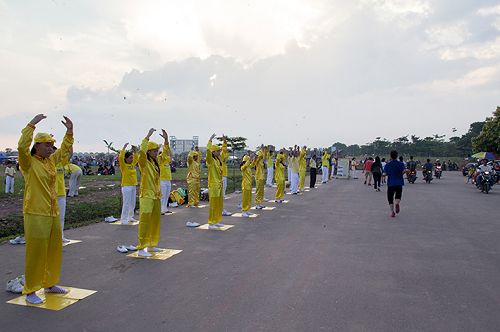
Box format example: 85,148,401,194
170,136,199,154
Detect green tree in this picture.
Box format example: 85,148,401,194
472,107,500,154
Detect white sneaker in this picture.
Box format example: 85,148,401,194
214,223,225,227
242,212,252,217
222,210,232,216
138,249,152,257
149,247,162,252
255,205,264,210
186,221,200,227
62,238,71,243
208,224,221,230
130,218,139,223
117,245,128,253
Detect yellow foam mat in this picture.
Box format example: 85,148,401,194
250,206,276,211
231,213,259,218
127,248,182,260
109,221,139,226
197,224,234,231
62,239,82,247
7,286,97,311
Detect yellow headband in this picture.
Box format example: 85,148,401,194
34,133,56,144
147,141,159,150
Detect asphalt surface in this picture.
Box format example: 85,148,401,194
1,172,500,332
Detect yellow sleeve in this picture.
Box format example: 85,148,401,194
138,138,148,168
119,149,125,168
52,132,74,166
206,140,213,165
241,159,250,171
18,124,35,173
132,152,139,167
300,149,306,159
221,141,228,162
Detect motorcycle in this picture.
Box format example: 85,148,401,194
407,170,417,184
423,170,433,184
434,166,442,179
478,171,494,194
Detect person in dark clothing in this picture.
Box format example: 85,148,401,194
309,154,317,188
384,150,406,218
371,156,383,191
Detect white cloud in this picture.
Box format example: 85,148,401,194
423,65,500,91
360,0,433,28
477,5,500,16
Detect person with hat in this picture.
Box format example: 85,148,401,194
206,134,226,229
240,152,256,217
159,138,173,215
18,113,74,304
136,128,168,257
186,148,201,207
298,145,307,191
254,145,267,209
274,149,287,203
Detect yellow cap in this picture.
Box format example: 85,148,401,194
147,141,159,150
34,133,56,143
211,144,221,152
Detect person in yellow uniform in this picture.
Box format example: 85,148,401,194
118,143,139,224
240,153,256,217
136,128,168,257
206,134,226,229
274,149,286,203
254,145,267,209
18,113,74,305
159,139,173,215
321,150,330,183
54,147,70,241
186,149,200,207
298,145,307,191
266,149,274,187
221,136,229,197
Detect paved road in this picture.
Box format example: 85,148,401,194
1,172,500,331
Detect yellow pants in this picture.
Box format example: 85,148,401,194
188,180,200,206
138,198,161,250
255,179,265,204
275,180,285,200
242,189,252,211
23,214,62,294
208,195,223,225
299,170,306,191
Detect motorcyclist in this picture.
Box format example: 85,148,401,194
423,159,433,179
406,156,417,181
476,159,493,187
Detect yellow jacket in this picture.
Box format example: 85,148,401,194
159,145,172,181
274,153,286,182
240,157,255,190
55,156,69,197
267,152,274,168
299,148,307,173
18,124,73,216
322,153,330,167
64,163,81,173
119,149,138,187
206,140,223,197
255,149,266,180
221,141,229,177
187,151,200,182
138,138,165,199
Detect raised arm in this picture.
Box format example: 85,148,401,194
53,116,74,165
139,128,156,168
206,133,216,166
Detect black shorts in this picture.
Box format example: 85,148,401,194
387,185,403,204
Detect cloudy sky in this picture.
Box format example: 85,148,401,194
0,0,499,152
